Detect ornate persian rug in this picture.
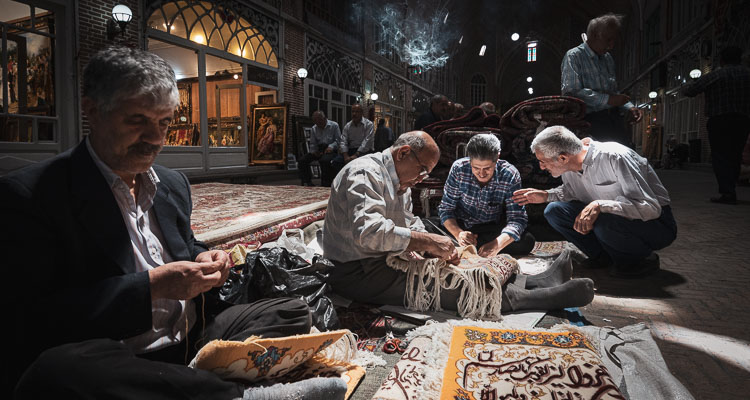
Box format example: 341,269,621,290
372,320,625,400
190,183,330,248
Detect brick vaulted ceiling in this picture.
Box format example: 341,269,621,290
437,0,638,109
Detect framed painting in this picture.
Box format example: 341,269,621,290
250,104,287,164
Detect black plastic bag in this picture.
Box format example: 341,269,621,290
219,247,339,331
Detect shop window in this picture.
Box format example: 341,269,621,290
206,53,243,147
147,1,278,67
1,1,56,143
149,38,201,147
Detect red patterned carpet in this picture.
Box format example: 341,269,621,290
190,183,330,248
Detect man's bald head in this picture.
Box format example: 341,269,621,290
390,131,439,193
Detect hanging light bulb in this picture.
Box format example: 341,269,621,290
689,69,702,79
511,33,519,41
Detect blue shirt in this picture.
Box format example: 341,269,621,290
439,157,527,241
309,119,341,152
561,42,635,113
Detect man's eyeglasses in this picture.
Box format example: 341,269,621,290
410,151,430,178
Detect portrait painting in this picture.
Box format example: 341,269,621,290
250,104,287,164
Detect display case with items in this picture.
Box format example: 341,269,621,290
208,116,244,147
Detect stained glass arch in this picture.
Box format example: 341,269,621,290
147,1,278,68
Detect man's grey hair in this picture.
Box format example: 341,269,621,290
83,46,178,115
391,132,427,153
312,110,326,118
466,134,501,160
530,126,583,158
587,13,623,39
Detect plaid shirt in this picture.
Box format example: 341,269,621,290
439,158,527,241
561,42,635,113
682,64,750,118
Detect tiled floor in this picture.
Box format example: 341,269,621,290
271,167,750,399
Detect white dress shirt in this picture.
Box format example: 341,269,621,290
321,149,425,263
86,138,195,353
547,139,671,221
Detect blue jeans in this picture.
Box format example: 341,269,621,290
544,201,677,264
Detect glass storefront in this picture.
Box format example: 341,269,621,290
1,0,56,143
146,1,280,172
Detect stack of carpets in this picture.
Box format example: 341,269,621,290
499,96,590,189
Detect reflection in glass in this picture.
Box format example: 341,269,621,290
205,53,243,147
148,38,201,146
1,1,56,143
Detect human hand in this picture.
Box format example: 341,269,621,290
431,234,460,265
148,260,224,300
627,107,643,123
607,94,630,107
512,188,548,205
457,231,477,247
574,201,601,234
195,250,231,287
478,239,502,258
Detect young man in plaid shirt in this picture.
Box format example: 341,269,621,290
439,134,536,257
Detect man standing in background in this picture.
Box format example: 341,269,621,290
683,46,750,205
561,13,642,145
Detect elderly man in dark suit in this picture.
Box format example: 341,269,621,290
1,47,345,400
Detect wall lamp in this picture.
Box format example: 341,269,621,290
107,4,133,40
366,92,378,106
293,67,307,87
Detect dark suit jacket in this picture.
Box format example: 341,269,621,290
0,141,208,389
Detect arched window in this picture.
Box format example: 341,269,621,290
147,1,277,67
470,74,486,106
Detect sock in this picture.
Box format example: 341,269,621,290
524,249,573,289
242,377,347,400
502,278,594,313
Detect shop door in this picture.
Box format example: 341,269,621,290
214,83,244,147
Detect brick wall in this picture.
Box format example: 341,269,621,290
77,0,141,136
283,20,305,159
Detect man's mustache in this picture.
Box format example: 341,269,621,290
129,142,162,155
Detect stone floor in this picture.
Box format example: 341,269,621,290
271,167,750,399
573,168,750,400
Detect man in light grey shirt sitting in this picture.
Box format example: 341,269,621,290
332,103,374,171
322,131,458,305
298,110,340,187
512,125,677,278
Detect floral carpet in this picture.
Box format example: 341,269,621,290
190,183,330,248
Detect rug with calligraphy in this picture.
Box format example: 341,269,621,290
372,320,625,400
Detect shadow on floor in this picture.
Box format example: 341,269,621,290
574,267,687,298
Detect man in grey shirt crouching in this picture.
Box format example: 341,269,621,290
512,125,677,278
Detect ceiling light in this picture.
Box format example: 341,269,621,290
689,69,702,79
511,33,519,41
528,87,534,94
479,45,486,56
233,74,239,80
649,91,658,99
526,76,532,82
